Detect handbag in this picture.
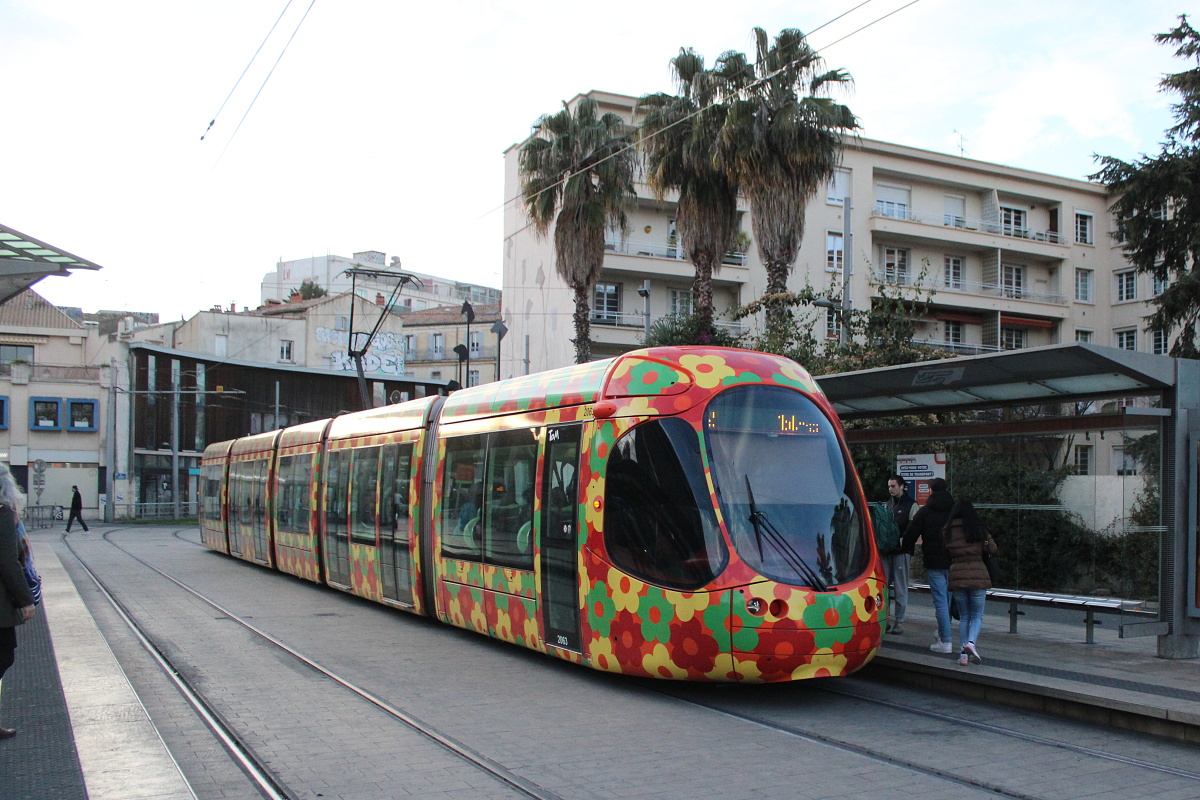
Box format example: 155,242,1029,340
981,534,1002,585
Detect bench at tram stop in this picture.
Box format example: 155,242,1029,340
909,584,1163,644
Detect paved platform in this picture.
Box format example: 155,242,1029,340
1,527,1196,798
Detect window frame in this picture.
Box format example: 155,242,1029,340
1152,329,1168,355
1075,328,1093,344
1001,263,1026,299
826,168,850,205
1115,270,1137,303
1000,326,1027,350
593,282,621,323
1000,206,1027,237
29,396,62,431
1074,268,1094,303
883,247,909,285
944,320,964,345
1073,444,1093,476
279,339,294,363
1074,212,1094,245
826,230,844,273
0,396,7,430
669,288,694,316
943,255,964,289
1114,327,1137,351
0,344,34,364
67,398,98,432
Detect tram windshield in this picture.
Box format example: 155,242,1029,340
704,386,868,589
604,417,728,590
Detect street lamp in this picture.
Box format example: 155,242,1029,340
461,300,475,387
637,280,650,340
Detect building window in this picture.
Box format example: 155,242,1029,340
67,399,98,431
1114,327,1137,351
1115,270,1137,302
875,183,910,219
944,321,964,345
279,340,294,362
430,370,442,381
1152,329,1168,355
1001,263,1025,298
469,331,483,357
826,231,844,272
944,195,966,228
0,396,7,430
670,289,693,316
1074,268,1093,302
467,368,480,388
404,334,416,356
0,345,34,364
1153,273,1168,296
1074,212,1094,245
1073,444,1093,476
593,283,621,323
1075,329,1093,343
825,308,841,341
30,397,62,430
1114,446,1138,477
883,247,909,285
944,256,963,289
826,168,850,205
335,316,349,331
1001,327,1027,350
214,334,228,358
432,333,445,356
1000,206,1027,237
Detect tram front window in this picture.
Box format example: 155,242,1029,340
704,386,868,589
604,418,727,590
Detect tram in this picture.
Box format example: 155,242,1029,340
200,346,885,682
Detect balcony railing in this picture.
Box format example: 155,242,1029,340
872,203,1066,245
873,270,1067,305
589,313,748,338
911,339,1002,356
604,237,748,266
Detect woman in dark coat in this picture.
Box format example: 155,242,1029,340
0,464,37,740
943,499,997,666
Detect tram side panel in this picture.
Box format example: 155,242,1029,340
199,441,234,554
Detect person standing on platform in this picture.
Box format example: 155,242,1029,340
884,475,917,634
66,485,89,532
901,477,955,654
0,465,37,740
944,499,997,666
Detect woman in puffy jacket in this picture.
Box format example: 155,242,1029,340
943,499,997,667
0,464,36,740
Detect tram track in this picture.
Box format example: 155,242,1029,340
63,528,565,800
653,681,1200,800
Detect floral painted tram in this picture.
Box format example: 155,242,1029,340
199,346,885,683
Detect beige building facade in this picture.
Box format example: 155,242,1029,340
501,91,1159,378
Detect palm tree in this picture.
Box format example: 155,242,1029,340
714,27,858,342
639,49,741,338
519,96,637,363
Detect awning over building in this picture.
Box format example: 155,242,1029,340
815,343,1177,419
0,222,103,305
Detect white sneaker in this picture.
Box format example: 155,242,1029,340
929,640,953,653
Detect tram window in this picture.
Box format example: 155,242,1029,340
604,418,727,590
276,456,293,530
379,443,412,537
325,450,348,535
483,428,537,569
350,447,381,545
442,436,485,560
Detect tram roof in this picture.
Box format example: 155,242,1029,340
814,343,1178,419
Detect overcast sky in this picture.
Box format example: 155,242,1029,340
1,0,1188,320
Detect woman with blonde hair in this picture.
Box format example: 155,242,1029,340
0,464,36,740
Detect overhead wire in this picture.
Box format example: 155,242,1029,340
213,0,320,167
200,0,296,141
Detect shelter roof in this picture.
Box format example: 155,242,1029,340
0,223,103,305
814,343,1177,419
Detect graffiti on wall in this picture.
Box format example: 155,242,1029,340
316,328,407,375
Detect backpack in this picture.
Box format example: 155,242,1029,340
870,502,901,556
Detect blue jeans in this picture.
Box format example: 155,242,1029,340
954,588,987,647
928,569,951,643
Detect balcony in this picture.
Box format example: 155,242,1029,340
872,270,1068,308
601,237,750,283
871,204,1069,259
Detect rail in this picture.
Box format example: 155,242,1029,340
872,204,1068,245
604,237,748,266
910,584,1160,643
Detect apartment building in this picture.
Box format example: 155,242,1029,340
501,91,1154,377
395,303,503,386
261,249,499,312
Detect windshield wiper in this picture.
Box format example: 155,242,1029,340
744,476,828,592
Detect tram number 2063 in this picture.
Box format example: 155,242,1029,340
556,635,569,646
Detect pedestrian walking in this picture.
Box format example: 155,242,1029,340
66,485,89,532
0,464,38,740
944,499,998,666
901,477,955,653
883,475,917,634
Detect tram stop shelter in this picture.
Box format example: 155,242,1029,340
815,342,1199,660
0,222,103,303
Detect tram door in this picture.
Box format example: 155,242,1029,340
541,425,582,652
379,442,414,606
324,449,352,587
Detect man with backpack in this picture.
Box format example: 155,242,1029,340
883,475,917,634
